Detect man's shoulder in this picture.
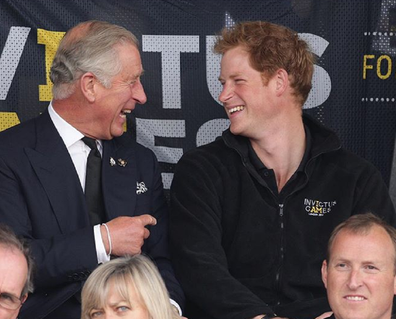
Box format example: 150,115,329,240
181,136,231,161
0,115,43,152
321,146,379,175
111,134,158,163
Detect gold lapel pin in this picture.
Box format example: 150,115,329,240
117,158,127,167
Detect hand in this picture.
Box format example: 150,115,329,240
101,215,157,256
315,311,333,319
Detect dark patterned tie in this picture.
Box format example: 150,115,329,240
82,137,105,225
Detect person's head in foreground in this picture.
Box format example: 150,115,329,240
81,255,178,319
0,224,34,319
322,213,396,319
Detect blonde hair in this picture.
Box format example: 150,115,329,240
81,255,178,319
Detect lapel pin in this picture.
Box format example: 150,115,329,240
117,158,127,167
136,181,148,194
109,157,116,166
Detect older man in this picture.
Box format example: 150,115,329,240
0,224,33,319
321,213,396,319
0,20,183,318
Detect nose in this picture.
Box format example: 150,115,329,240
218,83,233,104
347,269,363,290
132,80,147,105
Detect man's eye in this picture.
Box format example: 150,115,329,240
365,265,378,271
0,293,12,301
335,263,347,269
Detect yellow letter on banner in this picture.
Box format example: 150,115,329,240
38,29,65,101
0,112,20,132
376,55,392,80
362,55,374,79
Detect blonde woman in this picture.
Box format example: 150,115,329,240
81,255,179,319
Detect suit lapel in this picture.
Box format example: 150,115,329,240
102,137,137,220
25,111,89,233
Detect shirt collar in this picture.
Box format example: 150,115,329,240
48,102,84,148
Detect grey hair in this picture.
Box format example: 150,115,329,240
50,20,139,100
0,224,34,297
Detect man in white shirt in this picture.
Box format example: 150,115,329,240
0,20,184,318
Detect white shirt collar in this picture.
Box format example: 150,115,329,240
48,101,84,148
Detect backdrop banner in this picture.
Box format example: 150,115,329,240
1,0,395,202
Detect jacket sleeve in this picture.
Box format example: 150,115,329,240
140,149,185,310
169,150,273,319
0,156,98,290
351,165,396,225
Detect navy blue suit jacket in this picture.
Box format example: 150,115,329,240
0,110,184,318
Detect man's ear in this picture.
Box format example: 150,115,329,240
321,260,328,289
274,68,289,96
80,72,96,102
20,293,28,304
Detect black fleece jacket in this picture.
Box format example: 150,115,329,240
170,115,395,319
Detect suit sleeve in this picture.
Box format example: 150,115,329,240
169,151,273,319
139,149,185,310
0,156,98,290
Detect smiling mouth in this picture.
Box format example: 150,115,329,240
121,109,131,118
345,296,366,301
229,106,245,114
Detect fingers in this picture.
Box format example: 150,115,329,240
138,214,157,226
143,227,150,239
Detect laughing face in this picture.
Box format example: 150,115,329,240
218,46,279,139
87,43,146,140
322,226,396,319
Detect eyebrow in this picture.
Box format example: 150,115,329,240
108,299,129,307
218,73,243,81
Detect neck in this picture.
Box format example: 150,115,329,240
250,115,306,192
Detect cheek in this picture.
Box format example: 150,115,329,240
326,273,344,291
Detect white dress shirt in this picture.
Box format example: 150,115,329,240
48,103,109,264
48,103,182,315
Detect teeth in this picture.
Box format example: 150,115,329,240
122,110,131,114
346,296,365,301
229,106,244,114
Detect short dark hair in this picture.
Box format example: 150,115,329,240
0,224,34,296
326,213,396,272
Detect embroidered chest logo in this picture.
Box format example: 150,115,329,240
136,182,148,195
304,198,337,216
